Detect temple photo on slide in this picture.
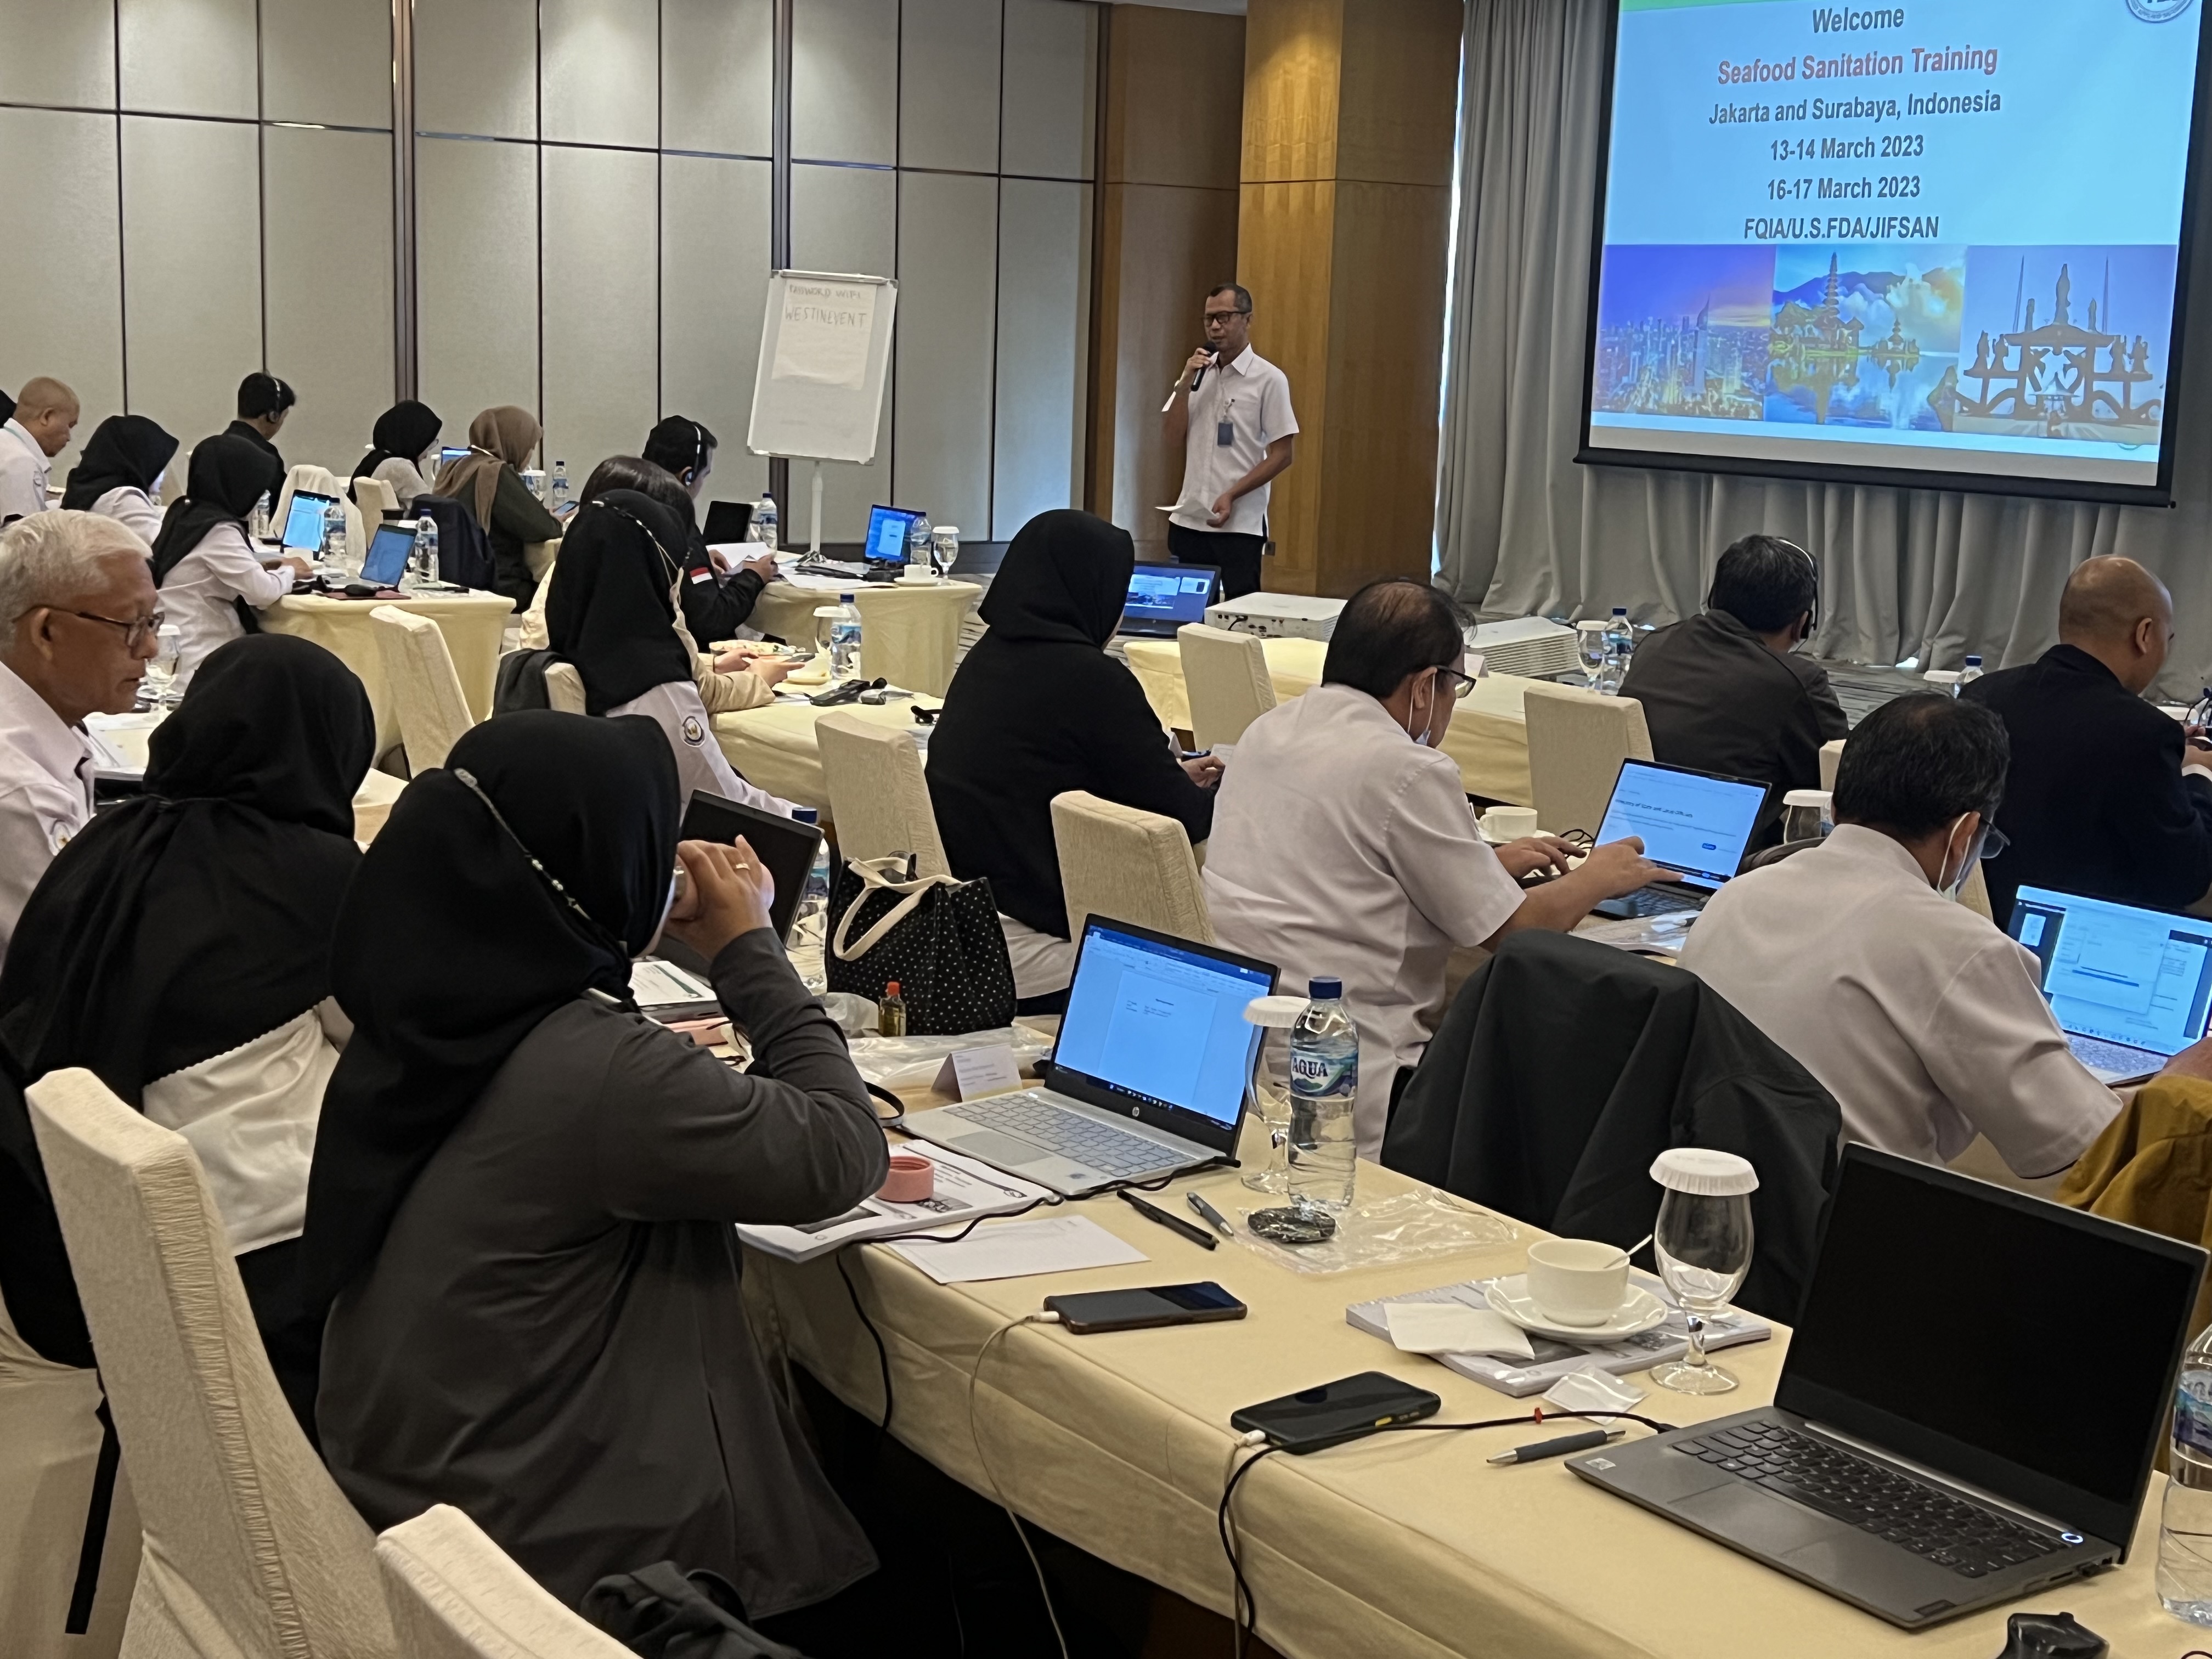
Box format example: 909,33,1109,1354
1764,244,1962,431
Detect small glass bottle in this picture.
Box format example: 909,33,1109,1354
878,980,907,1037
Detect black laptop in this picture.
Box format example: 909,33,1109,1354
1569,1146,2203,1628
678,790,823,942
701,499,754,546
1118,561,1219,639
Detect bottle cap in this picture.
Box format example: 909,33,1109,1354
1612,606,1628,616
1650,1147,1758,1195
840,592,856,603
1243,994,1306,1028
884,980,901,996
792,806,819,825
1308,976,1343,1001
1965,654,1982,666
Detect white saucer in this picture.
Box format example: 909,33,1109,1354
1484,1275,1668,1342
896,572,941,586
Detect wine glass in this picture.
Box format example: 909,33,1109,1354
1242,1013,1297,1193
143,624,182,710
1647,1157,1756,1395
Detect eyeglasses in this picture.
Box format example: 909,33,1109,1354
1434,666,1478,701
1203,309,1250,324
1977,823,2010,861
60,608,165,650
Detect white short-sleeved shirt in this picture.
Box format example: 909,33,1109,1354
159,521,295,686
0,658,95,963
1170,346,1299,539
0,420,50,525
1679,824,2120,1176
607,679,796,819
371,456,433,512
1203,683,1525,1153
91,484,162,546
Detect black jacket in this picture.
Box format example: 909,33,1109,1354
1383,930,1842,1322
1620,610,1848,844
675,524,765,645
224,418,284,475
1963,643,2212,923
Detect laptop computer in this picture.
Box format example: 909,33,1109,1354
281,488,339,552
863,504,928,566
701,499,754,547
1588,758,1768,919
360,521,415,588
677,789,823,943
1569,1144,2204,1629
1119,562,1220,639
902,917,1276,1197
2005,884,2212,1084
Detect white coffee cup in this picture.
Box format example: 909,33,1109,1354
1523,1238,1632,1327
898,568,940,585
1480,804,1539,843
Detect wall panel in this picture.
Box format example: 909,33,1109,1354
541,146,659,477
792,0,898,165
791,161,895,539
994,177,1087,538
121,116,261,453
416,136,540,436
544,0,659,148
1002,0,1094,180
0,0,116,110
264,126,396,473
416,0,538,139
0,110,122,476
662,153,772,504
900,0,1000,175
895,171,998,535
264,0,394,129
119,0,257,120
661,0,773,157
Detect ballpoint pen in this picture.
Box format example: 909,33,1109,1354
1184,1191,1236,1239
1486,1427,1626,1466
1119,1189,1217,1250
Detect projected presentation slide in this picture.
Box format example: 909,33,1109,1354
1582,0,2208,497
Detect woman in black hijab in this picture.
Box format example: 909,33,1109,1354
149,433,305,686
60,413,179,544
0,633,375,1426
547,489,787,811
927,509,1220,1007
305,712,886,1621
352,399,442,510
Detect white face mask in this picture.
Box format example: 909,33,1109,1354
1402,672,1435,747
1936,811,1975,896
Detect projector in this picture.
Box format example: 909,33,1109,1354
1467,617,1582,681
1203,592,1345,641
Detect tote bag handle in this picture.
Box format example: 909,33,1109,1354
831,855,961,961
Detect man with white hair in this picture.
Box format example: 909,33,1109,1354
0,377,81,527
0,510,159,957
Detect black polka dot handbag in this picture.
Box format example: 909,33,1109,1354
826,853,1016,1035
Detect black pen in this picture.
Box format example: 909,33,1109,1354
1119,1189,1218,1250
1486,1427,1624,1466
1185,1191,1236,1239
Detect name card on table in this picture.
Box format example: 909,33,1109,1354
934,1043,1023,1101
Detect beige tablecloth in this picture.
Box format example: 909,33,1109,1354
714,695,942,813
1122,636,1538,805
746,579,980,697
748,1121,2176,1659
261,591,514,759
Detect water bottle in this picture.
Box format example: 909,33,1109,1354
789,808,832,992
550,460,569,515
829,594,863,679
1597,607,1634,695
320,498,347,570
250,490,272,540
1286,977,1359,1212
1959,654,1984,689
412,515,438,589
2159,1323,2212,1621
754,493,778,548
904,512,933,570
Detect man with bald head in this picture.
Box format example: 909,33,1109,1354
0,377,78,527
1962,555,2212,922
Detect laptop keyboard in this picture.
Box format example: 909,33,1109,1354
1622,886,1703,917
958,1094,1176,1178
2070,1034,2162,1077
1672,1423,2069,1578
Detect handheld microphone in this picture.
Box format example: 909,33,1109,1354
1191,346,1216,393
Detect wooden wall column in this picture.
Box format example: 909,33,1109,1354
1238,0,1462,596
1086,4,1246,561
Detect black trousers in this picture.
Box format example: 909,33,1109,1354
1167,523,1266,601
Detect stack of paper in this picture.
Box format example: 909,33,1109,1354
736,1146,1054,1265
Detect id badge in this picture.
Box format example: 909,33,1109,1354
1216,417,1235,447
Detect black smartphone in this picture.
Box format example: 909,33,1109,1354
1228,1371,1442,1454
1042,1282,1247,1335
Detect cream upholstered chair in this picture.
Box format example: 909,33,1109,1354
273,464,367,565
375,1506,629,1659
350,474,398,522
1521,682,1655,837
816,712,950,878
25,1069,397,1659
1819,737,1846,792
543,663,588,716
512,557,557,651
1049,791,1211,943
351,770,408,843
1176,623,1276,748
371,605,475,775
523,538,560,584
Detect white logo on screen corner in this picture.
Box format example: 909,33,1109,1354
681,715,706,747
2128,0,2196,22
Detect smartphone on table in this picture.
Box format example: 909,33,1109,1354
1042,1282,1247,1334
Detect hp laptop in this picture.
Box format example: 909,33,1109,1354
903,917,1276,1196
360,522,416,588
1119,563,1220,639
2006,884,2212,1084
1589,758,1767,919
1570,1146,2203,1629
281,488,339,552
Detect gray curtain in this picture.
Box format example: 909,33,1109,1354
1436,0,2212,699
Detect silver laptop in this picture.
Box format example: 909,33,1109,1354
2005,884,2212,1083
903,916,1276,1197
1589,758,1768,920
1571,1146,2203,1629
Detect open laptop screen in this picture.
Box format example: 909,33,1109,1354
282,489,337,551
361,522,415,586
1779,1147,2202,1551
1594,759,1765,890
1125,563,1217,629
2007,885,2212,1059
1049,919,1273,1135
864,504,926,564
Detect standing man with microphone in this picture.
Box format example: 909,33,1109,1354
1162,283,1296,600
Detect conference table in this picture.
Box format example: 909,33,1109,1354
261,590,514,760
714,693,943,812
745,575,981,697
748,1104,2177,1659
1121,636,1539,806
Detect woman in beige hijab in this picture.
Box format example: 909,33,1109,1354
435,406,562,607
